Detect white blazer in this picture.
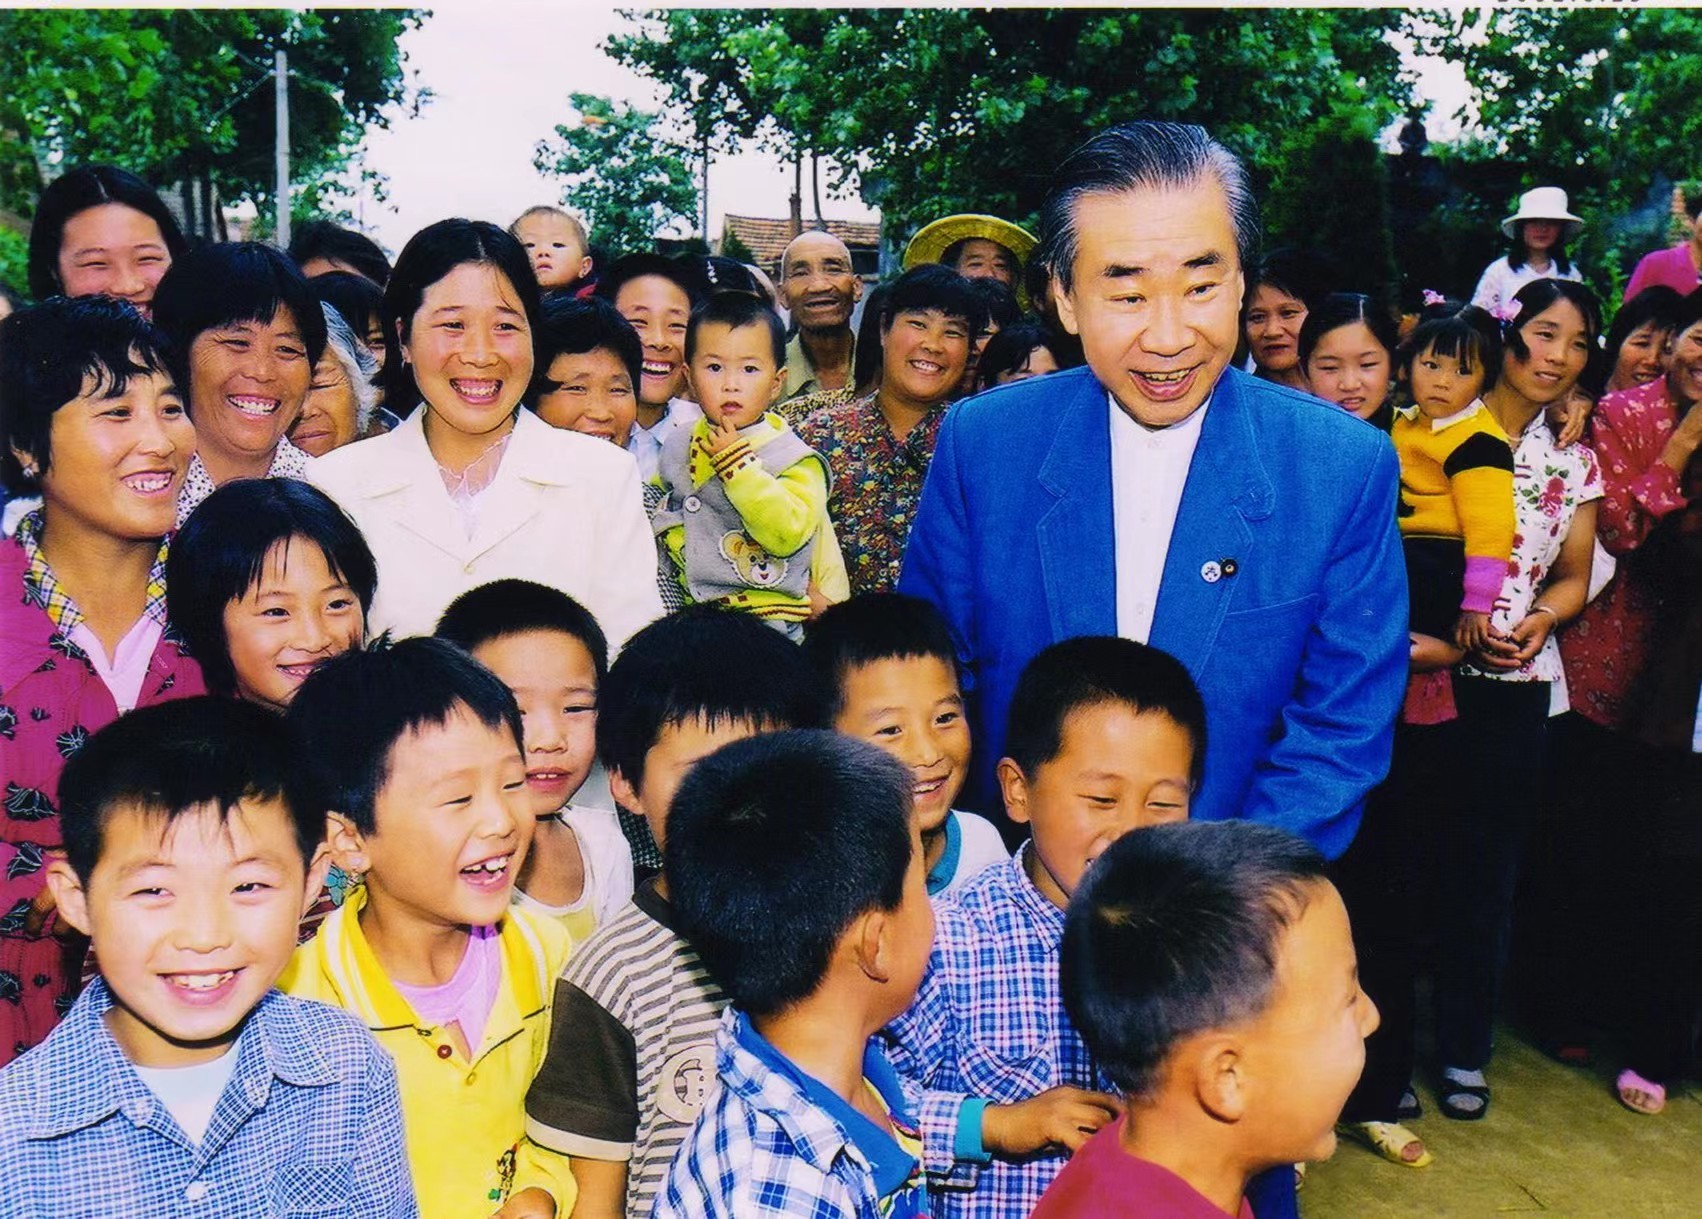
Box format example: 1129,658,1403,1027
308,406,664,646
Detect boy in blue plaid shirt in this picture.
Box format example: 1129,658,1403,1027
0,699,416,1218
655,730,935,1218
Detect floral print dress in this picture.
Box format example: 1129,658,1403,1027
0,528,204,1064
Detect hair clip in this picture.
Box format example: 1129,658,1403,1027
1490,301,1522,324
1421,289,1446,307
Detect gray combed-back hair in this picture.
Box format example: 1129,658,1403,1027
1036,121,1261,293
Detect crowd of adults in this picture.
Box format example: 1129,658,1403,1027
0,121,1698,1193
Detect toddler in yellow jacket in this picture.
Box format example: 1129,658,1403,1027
282,639,576,1219
653,292,848,637
1393,298,1515,649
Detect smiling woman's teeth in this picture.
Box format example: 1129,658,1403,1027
123,472,172,493
230,395,279,417
641,361,672,376
451,379,500,403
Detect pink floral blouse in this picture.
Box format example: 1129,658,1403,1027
1560,378,1695,729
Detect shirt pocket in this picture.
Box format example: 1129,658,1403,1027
956,1024,1056,1103
270,1161,355,1217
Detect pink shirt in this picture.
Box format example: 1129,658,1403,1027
392,923,503,1053
1031,1119,1255,1219
1624,244,1702,302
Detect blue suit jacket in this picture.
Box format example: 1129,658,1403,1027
898,365,1408,858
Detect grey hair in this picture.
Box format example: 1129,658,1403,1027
318,301,380,434
1036,121,1261,294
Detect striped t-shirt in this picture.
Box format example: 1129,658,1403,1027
524,878,727,1217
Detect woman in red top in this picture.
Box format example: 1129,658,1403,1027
0,297,205,1064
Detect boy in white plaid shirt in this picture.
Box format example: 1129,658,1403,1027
655,731,935,1219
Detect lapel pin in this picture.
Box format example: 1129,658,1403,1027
1200,561,1222,584
1221,558,1239,577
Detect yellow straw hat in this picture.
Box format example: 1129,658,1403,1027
902,214,1038,272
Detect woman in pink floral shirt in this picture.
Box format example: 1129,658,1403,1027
0,297,205,1064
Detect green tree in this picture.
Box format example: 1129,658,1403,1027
533,93,699,257
607,9,1411,241
1413,7,1702,295
0,9,424,231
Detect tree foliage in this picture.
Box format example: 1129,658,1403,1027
533,93,699,257
1412,7,1702,292
0,9,424,228
607,9,1411,243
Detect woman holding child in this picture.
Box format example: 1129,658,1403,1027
308,218,662,643
0,296,206,1064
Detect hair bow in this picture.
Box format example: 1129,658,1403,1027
1490,301,1522,324
1421,288,1446,307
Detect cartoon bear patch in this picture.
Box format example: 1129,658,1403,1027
719,531,788,588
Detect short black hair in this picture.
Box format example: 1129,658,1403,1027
435,579,610,688
1061,821,1327,1098
880,265,989,336
597,606,822,787
594,253,708,310
0,295,176,495
166,479,378,697
285,637,524,834
976,321,1065,388
531,295,643,402
381,219,540,415
964,277,1023,332
1244,247,1330,318
309,270,386,347
1396,297,1503,392
666,730,914,1016
1037,122,1260,294
1603,286,1683,383
1297,292,1400,371
289,219,393,287
26,165,190,301
59,697,322,885
151,242,328,392
1004,637,1206,784
685,291,786,367
802,593,961,721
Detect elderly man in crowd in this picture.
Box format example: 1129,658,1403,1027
779,229,863,401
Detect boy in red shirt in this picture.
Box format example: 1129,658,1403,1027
1035,822,1379,1219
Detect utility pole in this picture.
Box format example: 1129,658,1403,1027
699,128,710,246
274,49,290,248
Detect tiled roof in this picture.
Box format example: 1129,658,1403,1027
721,214,882,271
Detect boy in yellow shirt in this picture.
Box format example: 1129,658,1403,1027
653,293,848,635
282,638,575,1219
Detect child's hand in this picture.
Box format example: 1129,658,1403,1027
705,415,742,456
1452,610,1493,653
982,1087,1122,1157
489,1187,555,1219
1409,631,1465,673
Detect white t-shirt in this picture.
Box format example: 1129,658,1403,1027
132,1044,241,1144
928,810,1011,898
514,805,636,935
1470,257,1584,314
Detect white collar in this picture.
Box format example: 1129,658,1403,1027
1107,390,1213,442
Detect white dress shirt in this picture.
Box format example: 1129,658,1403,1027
627,397,703,483
1109,392,1209,643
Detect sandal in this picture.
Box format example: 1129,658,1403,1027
1395,1087,1423,1121
1439,1075,1490,1121
1338,1120,1434,1168
1615,1068,1667,1116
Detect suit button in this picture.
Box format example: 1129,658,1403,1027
437,1044,453,1059
184,1182,209,1202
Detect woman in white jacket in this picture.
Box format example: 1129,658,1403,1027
310,219,662,645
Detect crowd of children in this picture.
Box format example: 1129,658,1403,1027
0,115,1698,1219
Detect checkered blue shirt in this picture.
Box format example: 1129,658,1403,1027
881,850,1113,1218
655,1011,927,1219
0,980,417,1218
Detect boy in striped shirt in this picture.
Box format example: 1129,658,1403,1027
524,608,822,1218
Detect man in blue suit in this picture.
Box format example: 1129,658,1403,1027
899,121,1407,861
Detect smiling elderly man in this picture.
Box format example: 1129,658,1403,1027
900,121,1408,861
779,230,863,401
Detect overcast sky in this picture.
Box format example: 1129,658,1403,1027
351,5,1467,258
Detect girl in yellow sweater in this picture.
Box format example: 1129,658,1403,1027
1392,298,1516,651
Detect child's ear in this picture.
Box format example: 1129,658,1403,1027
851,908,894,984
608,767,643,819
682,364,699,401
44,858,92,937
996,757,1031,826
325,812,370,877
1192,1034,1248,1124
765,365,786,405
301,841,335,918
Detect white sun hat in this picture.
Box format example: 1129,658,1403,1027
1501,187,1584,240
